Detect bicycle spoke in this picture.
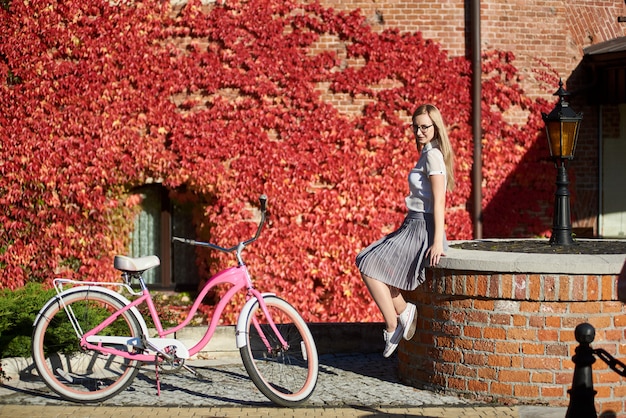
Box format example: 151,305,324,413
32,290,141,403
240,296,318,406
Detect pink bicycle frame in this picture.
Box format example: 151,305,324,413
79,264,288,362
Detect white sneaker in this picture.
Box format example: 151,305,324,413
382,324,404,358
399,303,417,340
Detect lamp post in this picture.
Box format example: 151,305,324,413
542,79,583,246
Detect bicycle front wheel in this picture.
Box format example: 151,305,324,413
239,295,319,406
32,289,142,403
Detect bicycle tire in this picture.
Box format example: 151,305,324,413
239,295,318,406
32,289,142,403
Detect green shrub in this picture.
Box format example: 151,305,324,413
0,283,56,358
0,283,141,358
0,283,207,359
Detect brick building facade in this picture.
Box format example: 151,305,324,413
317,0,626,238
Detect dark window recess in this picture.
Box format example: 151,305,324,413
130,184,198,290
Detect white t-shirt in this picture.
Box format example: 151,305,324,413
405,141,446,213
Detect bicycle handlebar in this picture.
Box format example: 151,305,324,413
172,194,268,255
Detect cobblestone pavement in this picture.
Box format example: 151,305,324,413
0,353,567,417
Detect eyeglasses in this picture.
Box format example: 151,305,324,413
412,124,433,134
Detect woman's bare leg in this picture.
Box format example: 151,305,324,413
390,288,408,318
362,274,402,331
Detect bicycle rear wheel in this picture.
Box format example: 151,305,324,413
239,295,318,406
32,289,142,403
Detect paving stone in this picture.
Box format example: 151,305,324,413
0,352,566,417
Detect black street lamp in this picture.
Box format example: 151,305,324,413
542,79,583,246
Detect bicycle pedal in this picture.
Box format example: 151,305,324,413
181,363,200,376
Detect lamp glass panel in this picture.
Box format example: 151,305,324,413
546,120,579,158
547,121,562,157
560,121,578,157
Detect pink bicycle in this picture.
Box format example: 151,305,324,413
31,195,319,406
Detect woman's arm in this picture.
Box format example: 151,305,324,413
427,173,446,265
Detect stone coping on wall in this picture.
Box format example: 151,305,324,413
439,239,626,275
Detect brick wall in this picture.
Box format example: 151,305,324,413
316,0,626,235
319,0,626,98
404,267,626,415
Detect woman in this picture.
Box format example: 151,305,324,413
356,104,455,357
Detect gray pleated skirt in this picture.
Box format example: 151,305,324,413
355,211,446,291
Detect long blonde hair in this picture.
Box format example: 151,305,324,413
412,104,455,191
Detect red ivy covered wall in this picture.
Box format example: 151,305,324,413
0,0,554,323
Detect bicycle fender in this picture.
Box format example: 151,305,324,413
33,286,150,337
235,293,276,349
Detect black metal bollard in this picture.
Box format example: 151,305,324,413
565,323,598,418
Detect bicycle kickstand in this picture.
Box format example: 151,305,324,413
154,356,161,396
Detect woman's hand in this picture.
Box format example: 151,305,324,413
426,242,445,266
